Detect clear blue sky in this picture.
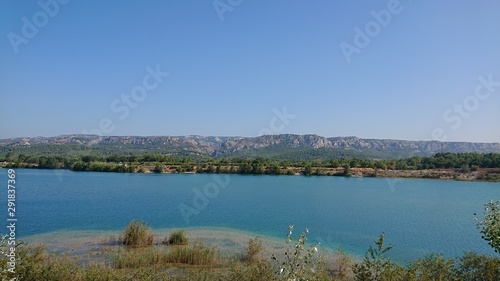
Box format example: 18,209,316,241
1,0,499,142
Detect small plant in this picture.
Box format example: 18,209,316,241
244,236,263,262
475,200,500,253
164,229,189,245
271,225,320,280
352,233,404,281
123,219,153,248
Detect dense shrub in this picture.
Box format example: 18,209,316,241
123,220,153,247
475,200,500,253
164,229,189,245
352,233,405,281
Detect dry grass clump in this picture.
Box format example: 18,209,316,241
113,240,218,268
164,229,189,245
244,236,263,262
122,219,153,248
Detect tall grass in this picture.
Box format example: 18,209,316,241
166,241,218,266
113,241,218,269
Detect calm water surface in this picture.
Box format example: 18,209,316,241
4,168,499,261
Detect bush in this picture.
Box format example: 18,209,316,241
153,164,164,173
456,251,500,281
475,200,500,253
406,253,455,281
164,230,189,245
123,219,153,248
352,233,405,281
244,236,263,262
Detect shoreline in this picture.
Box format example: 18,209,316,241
2,165,499,182
20,226,357,265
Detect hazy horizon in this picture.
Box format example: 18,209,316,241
1,1,499,142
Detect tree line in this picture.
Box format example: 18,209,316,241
2,152,499,175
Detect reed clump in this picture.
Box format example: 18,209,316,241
164,229,189,245
112,241,218,268
122,219,153,248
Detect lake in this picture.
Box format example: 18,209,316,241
4,168,499,262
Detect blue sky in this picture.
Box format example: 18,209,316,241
1,0,499,142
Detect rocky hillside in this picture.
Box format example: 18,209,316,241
1,134,499,159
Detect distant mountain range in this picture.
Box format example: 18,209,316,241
1,134,500,160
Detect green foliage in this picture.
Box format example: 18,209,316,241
352,233,404,281
456,251,500,281
153,164,164,173
3,150,500,182
475,200,500,253
164,229,189,245
343,163,351,176
304,164,313,176
406,253,455,280
123,220,153,248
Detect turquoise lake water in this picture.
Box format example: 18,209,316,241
3,168,499,261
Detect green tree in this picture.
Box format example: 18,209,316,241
304,164,312,176
153,164,164,173
343,163,351,176
475,200,500,253
329,159,340,168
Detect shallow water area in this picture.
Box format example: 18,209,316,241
21,226,344,265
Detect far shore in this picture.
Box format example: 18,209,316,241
2,163,500,182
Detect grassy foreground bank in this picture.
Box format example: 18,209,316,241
1,220,499,281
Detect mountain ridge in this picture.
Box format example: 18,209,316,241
1,134,499,160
